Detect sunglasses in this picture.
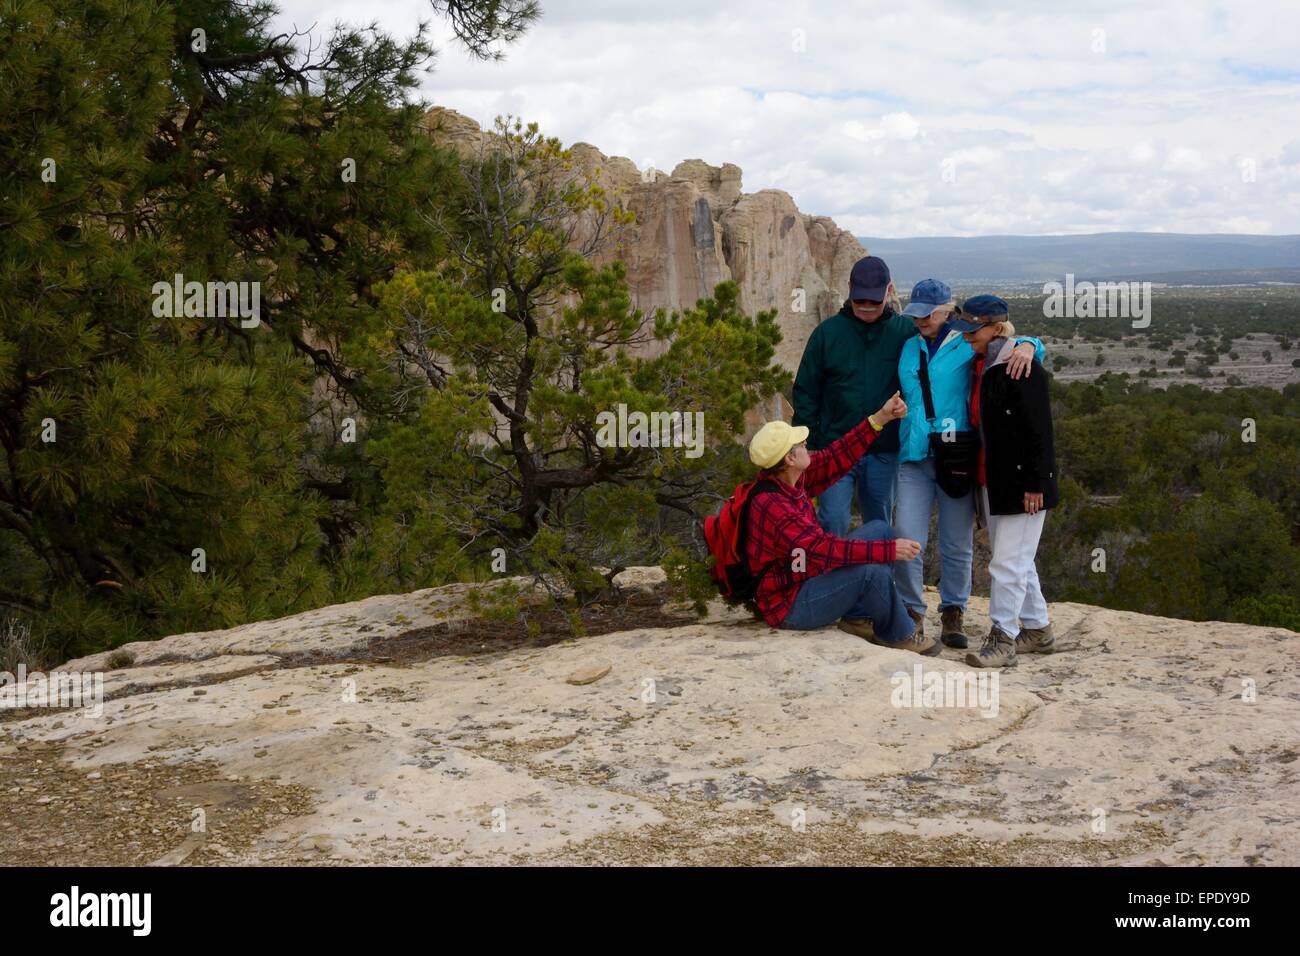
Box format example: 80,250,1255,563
851,298,884,307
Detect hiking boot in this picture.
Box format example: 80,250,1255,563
838,615,939,656
877,627,942,657
837,618,876,641
908,607,925,641
939,606,968,649
1016,623,1057,655
966,626,1018,668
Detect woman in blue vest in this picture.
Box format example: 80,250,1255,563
893,280,1045,647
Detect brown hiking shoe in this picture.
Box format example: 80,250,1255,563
840,610,939,656
966,626,1018,668
1016,623,1057,655
837,618,876,641
908,607,925,641
939,606,968,649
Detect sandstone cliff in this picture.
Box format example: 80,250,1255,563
421,107,865,373
3,570,1296,866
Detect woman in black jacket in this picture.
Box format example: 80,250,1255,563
960,296,1059,668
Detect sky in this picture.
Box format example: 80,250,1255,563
273,0,1300,238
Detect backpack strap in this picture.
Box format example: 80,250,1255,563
917,348,938,426
737,478,783,576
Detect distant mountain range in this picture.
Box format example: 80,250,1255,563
856,233,1300,287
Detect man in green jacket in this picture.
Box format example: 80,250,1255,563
793,255,915,535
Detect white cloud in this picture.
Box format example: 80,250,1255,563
881,112,921,140
274,0,1300,236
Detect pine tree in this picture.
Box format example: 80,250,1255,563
359,120,790,603
0,0,536,656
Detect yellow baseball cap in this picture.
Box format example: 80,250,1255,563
749,421,809,469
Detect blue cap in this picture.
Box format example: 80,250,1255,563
901,278,953,318
960,294,1010,319
951,295,1009,333
849,256,891,301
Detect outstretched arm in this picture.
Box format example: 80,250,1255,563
802,392,908,498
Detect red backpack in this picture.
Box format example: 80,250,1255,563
704,479,780,603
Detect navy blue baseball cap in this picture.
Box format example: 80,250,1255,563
849,256,891,301
959,295,1009,322
950,295,1008,332
901,278,953,318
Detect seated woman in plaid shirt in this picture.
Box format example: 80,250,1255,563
746,392,937,656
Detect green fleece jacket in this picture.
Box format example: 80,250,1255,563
791,303,916,453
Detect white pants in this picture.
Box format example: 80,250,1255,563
982,486,1050,637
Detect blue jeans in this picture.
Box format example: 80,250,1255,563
816,450,899,535
893,457,975,615
780,520,913,643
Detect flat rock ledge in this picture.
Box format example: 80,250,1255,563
2,568,1297,866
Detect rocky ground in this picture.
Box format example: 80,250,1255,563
2,569,1297,866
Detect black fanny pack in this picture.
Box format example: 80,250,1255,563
919,349,980,499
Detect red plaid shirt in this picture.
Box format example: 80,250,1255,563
746,416,897,627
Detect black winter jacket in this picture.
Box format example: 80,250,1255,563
978,351,1059,515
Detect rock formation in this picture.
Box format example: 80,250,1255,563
3,569,1296,866
421,107,866,372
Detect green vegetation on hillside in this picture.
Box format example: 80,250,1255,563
1002,288,1300,344
1038,375,1300,631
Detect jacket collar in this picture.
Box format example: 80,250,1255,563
984,337,1013,371
937,327,964,352
759,472,804,497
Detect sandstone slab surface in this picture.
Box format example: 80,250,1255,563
4,569,1296,866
